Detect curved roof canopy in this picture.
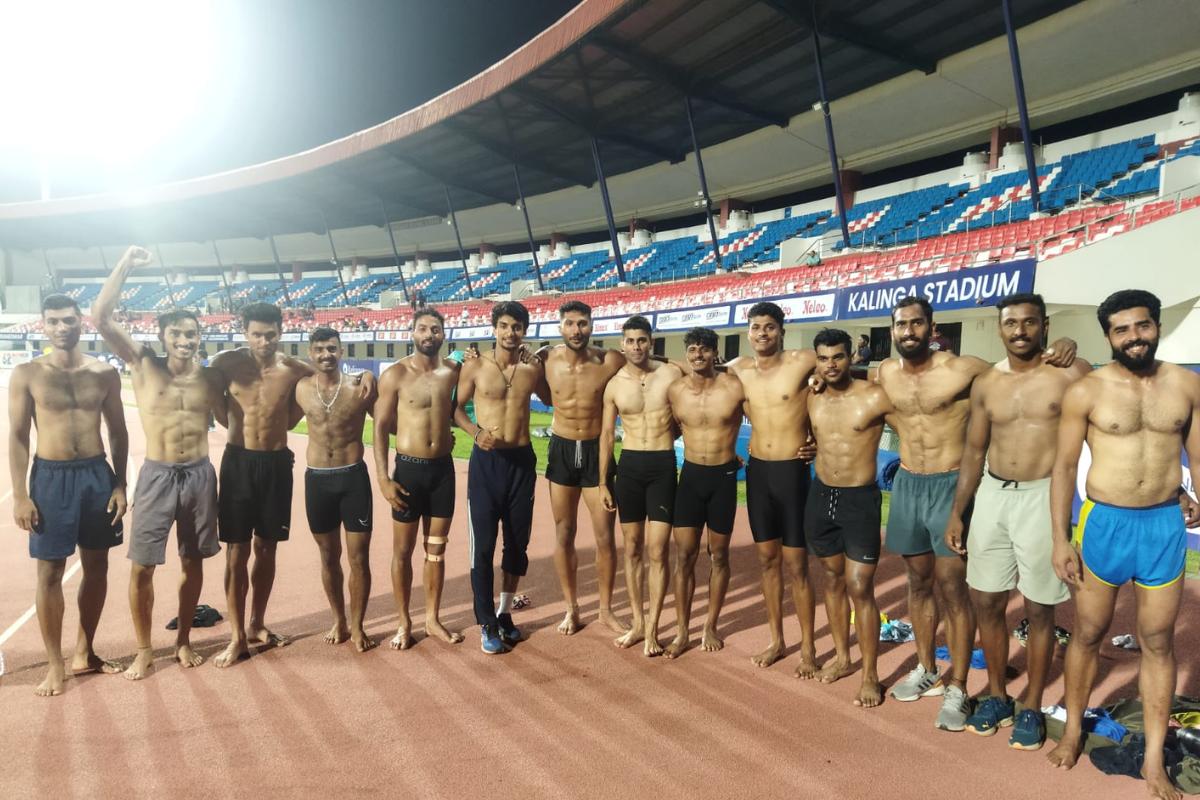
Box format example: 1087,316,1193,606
0,0,1091,252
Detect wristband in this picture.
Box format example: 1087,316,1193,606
473,428,483,442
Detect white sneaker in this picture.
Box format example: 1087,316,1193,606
889,664,945,702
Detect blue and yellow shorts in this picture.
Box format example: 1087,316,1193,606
1074,497,1186,589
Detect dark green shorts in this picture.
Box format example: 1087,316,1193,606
885,467,961,558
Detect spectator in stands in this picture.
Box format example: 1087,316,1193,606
852,335,872,365
803,250,822,267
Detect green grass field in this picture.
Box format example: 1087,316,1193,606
293,410,897,519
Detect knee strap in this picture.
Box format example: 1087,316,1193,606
424,536,448,547
424,553,443,563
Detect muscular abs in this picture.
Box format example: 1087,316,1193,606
608,366,679,451
809,384,888,487
297,377,370,468
132,360,223,463
472,359,540,447
670,375,744,465
219,353,305,451
21,361,112,460
879,355,976,473
979,366,1076,481
392,362,456,459
545,348,617,440
732,357,813,460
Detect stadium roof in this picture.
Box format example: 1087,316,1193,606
2,0,1198,262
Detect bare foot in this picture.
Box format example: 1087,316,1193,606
123,649,155,681
390,629,414,651
701,625,724,652
615,624,644,649
600,609,630,635
854,678,884,708
247,626,291,648
175,644,204,668
643,633,663,657
35,665,65,697
1143,764,1183,800
750,640,784,668
1046,734,1083,769
663,635,689,659
425,620,464,645
324,623,350,645
817,657,853,684
71,651,122,675
557,609,582,636
213,640,250,668
351,631,378,653
793,651,820,679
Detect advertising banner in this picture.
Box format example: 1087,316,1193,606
837,259,1035,320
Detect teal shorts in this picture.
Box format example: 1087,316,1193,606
885,467,960,558
1075,497,1186,589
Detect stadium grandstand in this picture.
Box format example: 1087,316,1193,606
2,1,1200,798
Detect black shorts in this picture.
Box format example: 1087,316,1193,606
305,461,372,534
804,478,882,564
673,460,739,535
746,457,811,548
392,453,455,523
218,446,294,543
545,434,613,488
614,450,677,524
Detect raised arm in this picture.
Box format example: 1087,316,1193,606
9,365,38,531
598,385,619,513
1050,380,1092,585
945,378,991,555
100,367,129,525
94,245,154,365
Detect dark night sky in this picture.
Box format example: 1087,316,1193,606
0,0,579,201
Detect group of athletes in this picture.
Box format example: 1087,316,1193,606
9,244,1199,799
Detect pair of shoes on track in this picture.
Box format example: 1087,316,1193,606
480,613,523,654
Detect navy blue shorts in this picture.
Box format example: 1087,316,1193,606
28,455,123,561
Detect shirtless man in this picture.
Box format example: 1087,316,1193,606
806,329,894,707
942,293,1090,748
1046,290,1200,800
536,300,628,635
664,327,746,658
455,301,547,654
373,307,464,650
878,296,1075,731
9,293,128,696
599,316,684,655
208,303,372,667
94,246,228,679
723,302,821,676
295,327,378,653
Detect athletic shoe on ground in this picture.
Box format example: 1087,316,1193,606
1009,709,1047,750
1012,618,1029,647
965,695,1015,736
889,664,945,702
480,624,508,655
497,613,523,645
935,685,972,732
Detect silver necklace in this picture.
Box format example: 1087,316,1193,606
316,376,343,413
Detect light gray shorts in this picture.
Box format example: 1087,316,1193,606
128,456,220,566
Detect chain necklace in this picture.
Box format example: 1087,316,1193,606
316,376,343,413
489,355,518,389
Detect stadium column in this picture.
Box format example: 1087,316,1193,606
210,241,237,311
809,8,851,248
684,96,724,271
589,136,627,283
267,233,295,307
378,199,411,304
443,184,476,299
1002,0,1042,212
154,245,179,309
318,212,351,307
40,249,60,291
512,163,545,292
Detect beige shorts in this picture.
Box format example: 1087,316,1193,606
966,472,1068,606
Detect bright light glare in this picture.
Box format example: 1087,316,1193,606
0,1,215,165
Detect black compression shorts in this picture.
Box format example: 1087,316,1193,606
545,434,613,488
614,450,677,524
746,457,811,548
392,454,456,523
804,478,882,564
218,446,294,543
673,460,739,535
305,461,373,534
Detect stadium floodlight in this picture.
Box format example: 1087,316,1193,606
0,1,216,177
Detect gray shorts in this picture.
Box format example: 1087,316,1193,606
129,457,220,566
885,467,961,558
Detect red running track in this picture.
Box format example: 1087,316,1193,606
0,389,1194,799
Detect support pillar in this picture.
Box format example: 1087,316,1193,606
512,163,545,291
444,184,475,298
1002,0,1041,212
685,95,723,271
589,137,627,282
810,8,851,247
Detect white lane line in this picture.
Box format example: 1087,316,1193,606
0,558,83,647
